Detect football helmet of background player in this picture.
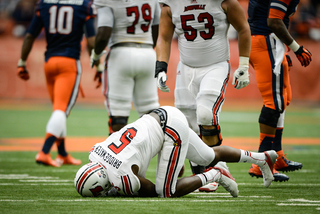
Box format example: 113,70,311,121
74,162,110,197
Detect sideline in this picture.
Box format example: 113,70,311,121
0,137,319,152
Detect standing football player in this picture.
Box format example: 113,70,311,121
17,0,102,167
75,106,277,198
90,0,160,135
247,0,312,180
154,0,251,191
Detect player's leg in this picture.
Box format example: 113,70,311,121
195,61,230,191
186,128,277,189
132,47,160,116
36,57,81,167
49,57,82,166
273,72,302,172
103,47,134,135
250,35,289,181
174,62,205,176
154,106,190,197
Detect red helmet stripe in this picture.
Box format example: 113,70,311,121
76,163,102,193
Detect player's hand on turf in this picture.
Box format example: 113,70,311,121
90,49,106,68
94,64,104,88
294,46,312,67
155,61,170,92
17,59,30,80
232,65,249,89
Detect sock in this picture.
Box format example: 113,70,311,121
195,168,220,186
42,134,57,154
189,161,205,175
57,138,68,156
239,150,266,166
272,128,283,152
258,133,275,152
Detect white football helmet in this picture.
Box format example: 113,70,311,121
74,162,110,197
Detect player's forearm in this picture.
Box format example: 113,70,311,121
237,29,251,58
137,177,158,197
156,37,171,63
267,18,294,46
94,26,111,55
20,33,36,61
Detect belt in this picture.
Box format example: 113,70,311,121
111,42,153,49
151,108,167,132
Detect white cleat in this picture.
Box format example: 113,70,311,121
258,150,278,188
214,166,239,197
198,182,219,192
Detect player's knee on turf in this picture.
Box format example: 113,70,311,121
258,106,281,128
108,116,128,135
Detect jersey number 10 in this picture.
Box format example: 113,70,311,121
49,6,74,34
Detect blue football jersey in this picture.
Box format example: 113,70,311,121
27,0,97,61
248,0,299,35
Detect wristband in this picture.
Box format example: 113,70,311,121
97,64,104,72
18,59,26,67
288,40,300,53
91,50,101,60
239,56,249,66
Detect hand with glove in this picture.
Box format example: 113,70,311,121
94,64,104,88
232,56,250,89
90,49,107,68
155,61,170,92
17,59,30,80
289,40,312,67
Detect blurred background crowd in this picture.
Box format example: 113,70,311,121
0,0,319,40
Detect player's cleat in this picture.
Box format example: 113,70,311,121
214,166,238,197
274,150,303,172
249,164,289,183
55,154,82,165
35,151,60,167
198,182,219,192
258,151,277,187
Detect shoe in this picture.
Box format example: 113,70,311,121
274,150,303,172
253,151,277,187
214,166,238,197
249,160,289,183
198,182,219,192
55,154,82,165
35,151,60,167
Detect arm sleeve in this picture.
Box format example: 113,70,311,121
97,6,114,28
268,0,291,19
27,12,43,37
152,1,160,25
84,17,96,38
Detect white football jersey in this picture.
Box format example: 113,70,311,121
89,114,164,195
94,0,160,47
159,0,230,67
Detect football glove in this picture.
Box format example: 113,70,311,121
17,59,30,80
94,64,104,88
232,57,249,90
155,61,170,92
294,46,312,67
90,49,107,68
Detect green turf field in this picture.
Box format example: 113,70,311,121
0,103,320,213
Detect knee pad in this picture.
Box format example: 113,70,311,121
108,116,128,135
199,125,222,146
258,106,280,128
196,104,214,125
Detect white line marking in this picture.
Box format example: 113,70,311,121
277,203,320,206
